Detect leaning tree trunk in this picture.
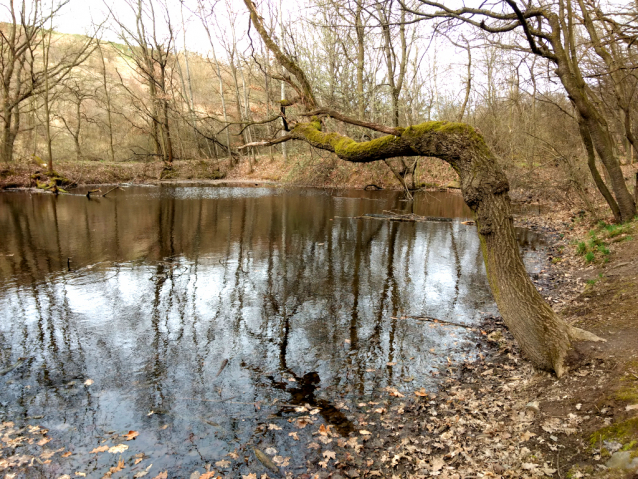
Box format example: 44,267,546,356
289,119,586,375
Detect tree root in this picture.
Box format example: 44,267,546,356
569,326,607,342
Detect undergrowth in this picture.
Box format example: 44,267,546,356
575,218,637,263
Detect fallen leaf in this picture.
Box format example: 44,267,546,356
133,468,150,478
108,444,128,454
264,447,277,455
135,458,143,465
626,404,638,411
123,430,139,441
90,445,109,454
318,459,329,469
295,418,311,429
151,473,168,479
40,448,64,460
520,431,536,442
414,388,428,397
74,473,86,477
38,437,51,446
288,432,299,440
62,451,72,458
242,475,257,479
318,424,328,436
430,456,445,472
307,442,320,449
387,362,397,366
199,473,216,479
267,423,282,431
359,430,372,435
84,379,94,386
215,460,231,468
322,450,336,460
160,425,168,430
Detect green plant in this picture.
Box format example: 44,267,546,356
577,241,587,255
585,252,595,263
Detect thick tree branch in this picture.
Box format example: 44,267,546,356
243,0,317,110
301,108,403,136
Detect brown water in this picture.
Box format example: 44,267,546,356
0,186,544,477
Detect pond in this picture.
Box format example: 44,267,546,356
0,186,544,477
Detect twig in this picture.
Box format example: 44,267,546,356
400,315,475,329
101,185,121,197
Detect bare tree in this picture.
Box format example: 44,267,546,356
0,0,94,166
404,0,636,221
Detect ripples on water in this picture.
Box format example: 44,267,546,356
0,186,544,476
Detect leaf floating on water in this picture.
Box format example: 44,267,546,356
264,448,277,455
386,362,397,366
151,472,168,479
272,456,290,467
61,451,72,457
385,387,405,398
108,444,128,454
75,473,86,477
215,460,230,468
307,442,320,449
84,379,94,386
359,430,372,435
90,445,109,453
242,474,257,479
37,437,51,446
253,448,280,474
322,450,336,460
267,423,282,431
147,411,154,416
123,430,139,441
41,448,64,459
288,432,299,440
294,418,311,429
133,464,153,478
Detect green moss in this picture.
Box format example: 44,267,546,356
403,121,490,154
590,418,638,448
294,121,404,159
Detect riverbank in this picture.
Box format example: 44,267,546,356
0,154,457,192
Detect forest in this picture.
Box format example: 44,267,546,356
1,0,638,478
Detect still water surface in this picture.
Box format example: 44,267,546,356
0,186,542,476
